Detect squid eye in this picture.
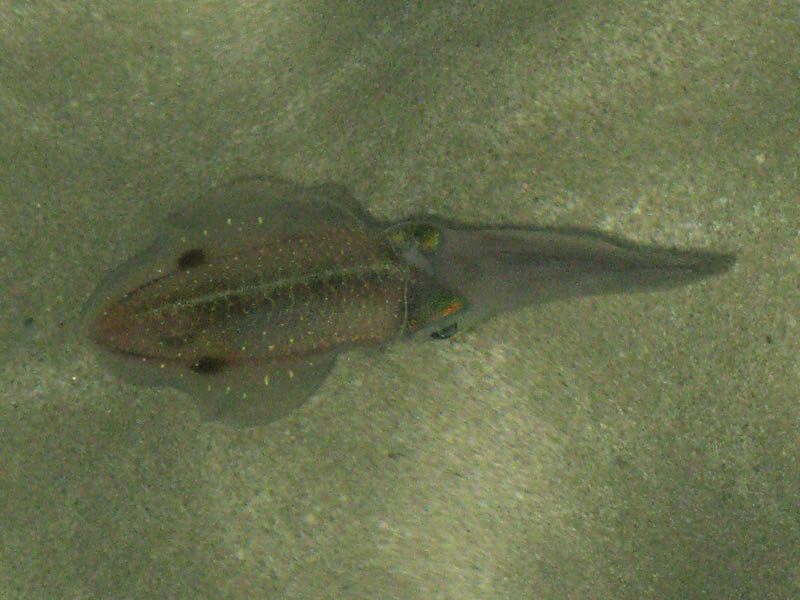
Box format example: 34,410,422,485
430,322,458,340
386,223,441,253
413,225,441,252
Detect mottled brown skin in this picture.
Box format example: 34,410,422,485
84,176,735,425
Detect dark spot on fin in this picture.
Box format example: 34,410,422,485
178,248,206,270
431,322,458,340
190,356,228,374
